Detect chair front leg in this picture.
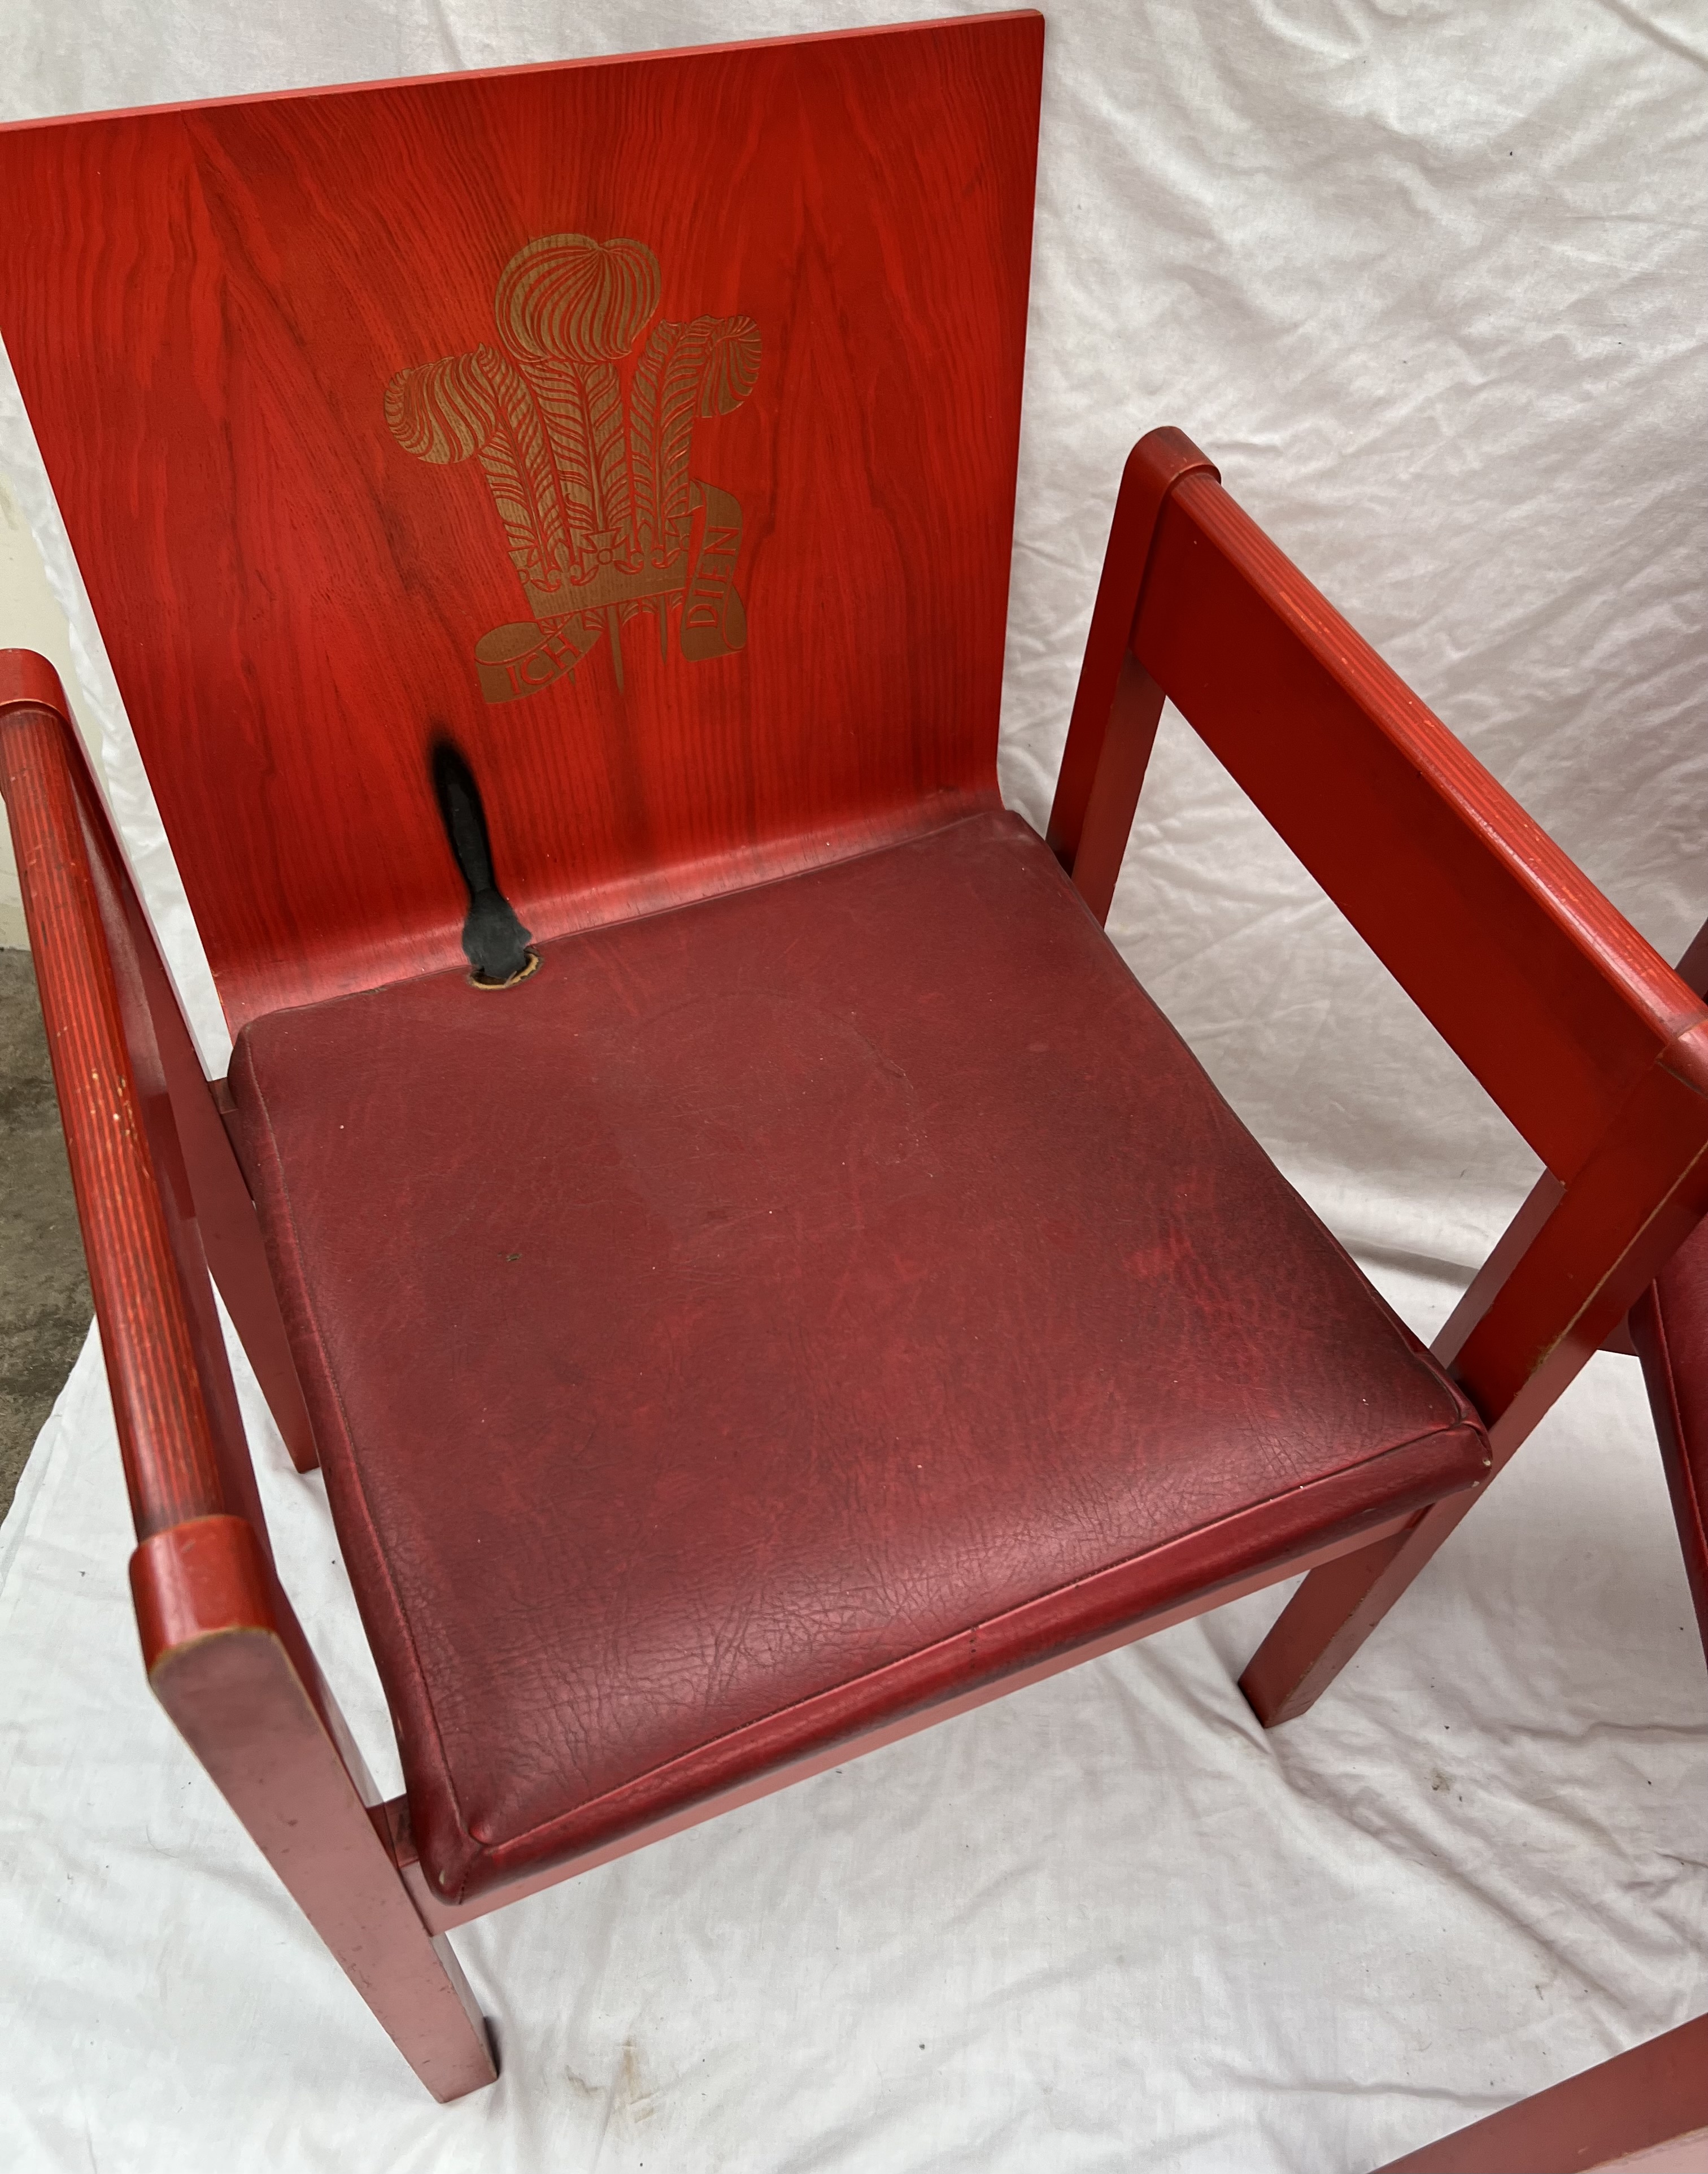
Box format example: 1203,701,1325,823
135,1514,498,2101
1240,1498,1467,1725
1243,1017,1708,1726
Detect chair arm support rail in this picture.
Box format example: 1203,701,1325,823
1047,427,1219,920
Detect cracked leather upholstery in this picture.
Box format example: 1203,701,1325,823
228,811,1489,1903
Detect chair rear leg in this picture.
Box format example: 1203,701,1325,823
133,1515,497,2101
121,888,320,1474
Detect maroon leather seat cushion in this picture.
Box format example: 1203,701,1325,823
229,811,1488,1903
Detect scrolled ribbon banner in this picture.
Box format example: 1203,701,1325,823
474,478,747,702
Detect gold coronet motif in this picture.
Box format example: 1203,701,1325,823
385,236,760,703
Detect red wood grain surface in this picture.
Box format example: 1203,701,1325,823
0,16,1042,1031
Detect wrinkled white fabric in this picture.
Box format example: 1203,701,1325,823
0,2,1703,2167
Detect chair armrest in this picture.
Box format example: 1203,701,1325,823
1049,434,1708,1459
0,651,225,1536
1056,432,1706,1179
1,656,399,1803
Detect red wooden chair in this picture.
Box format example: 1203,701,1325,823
1372,922,1708,2174
1,14,1703,2108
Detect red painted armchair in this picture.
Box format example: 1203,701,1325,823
1,15,1704,2107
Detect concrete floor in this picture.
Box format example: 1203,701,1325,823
0,949,91,1521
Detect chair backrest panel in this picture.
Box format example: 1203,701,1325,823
0,16,1042,1028
1132,472,1708,1185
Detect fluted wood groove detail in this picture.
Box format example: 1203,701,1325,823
0,701,225,1536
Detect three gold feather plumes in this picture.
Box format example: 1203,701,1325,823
386,235,760,703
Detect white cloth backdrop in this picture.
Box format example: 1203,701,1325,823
0,2,1703,2167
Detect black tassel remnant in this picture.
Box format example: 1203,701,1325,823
430,738,537,988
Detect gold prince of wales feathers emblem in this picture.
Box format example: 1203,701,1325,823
385,234,760,703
